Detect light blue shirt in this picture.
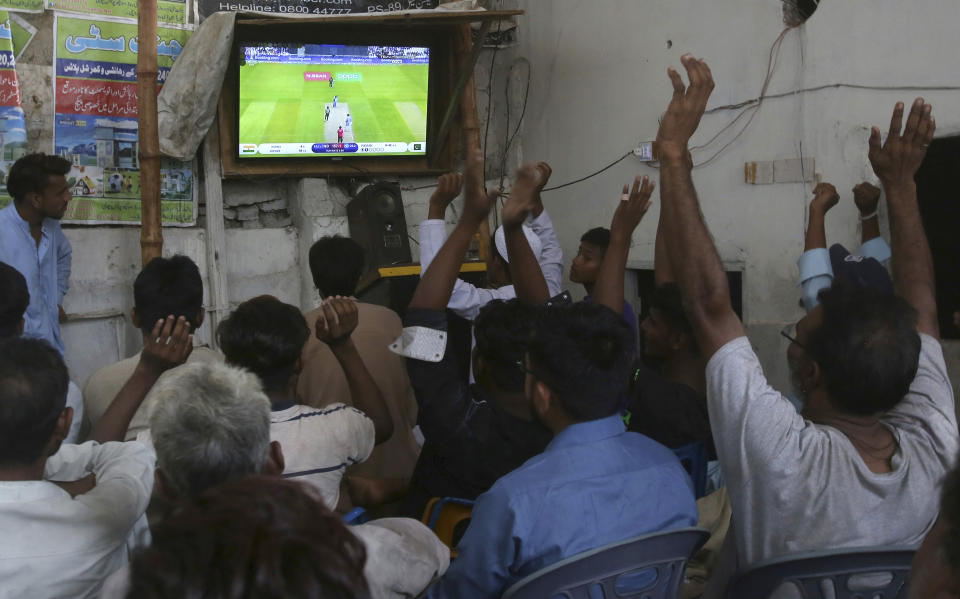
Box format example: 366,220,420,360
797,237,891,313
0,203,71,354
426,414,698,598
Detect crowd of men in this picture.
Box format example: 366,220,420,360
0,54,958,599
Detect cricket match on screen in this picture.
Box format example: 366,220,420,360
238,43,430,158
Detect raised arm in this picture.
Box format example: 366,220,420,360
427,173,463,221
316,296,394,444
500,163,551,305
868,98,939,338
594,176,655,314
853,182,883,245
409,146,497,311
88,315,192,443
656,55,744,358
804,183,839,252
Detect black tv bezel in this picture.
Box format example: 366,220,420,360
233,27,440,162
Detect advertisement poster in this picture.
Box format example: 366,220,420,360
47,0,187,27
0,0,42,14
54,15,195,225
0,11,29,210
199,0,435,20
10,13,36,60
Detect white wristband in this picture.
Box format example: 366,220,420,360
859,209,879,221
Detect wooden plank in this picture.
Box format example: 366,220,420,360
138,0,162,266
202,120,231,347
433,19,491,159
455,22,490,262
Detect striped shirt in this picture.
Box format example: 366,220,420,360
271,403,375,509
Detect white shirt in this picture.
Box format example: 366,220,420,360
418,210,564,321
0,441,155,599
66,381,84,444
271,403,375,509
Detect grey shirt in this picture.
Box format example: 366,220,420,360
706,334,957,573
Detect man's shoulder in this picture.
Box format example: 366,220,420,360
85,355,140,393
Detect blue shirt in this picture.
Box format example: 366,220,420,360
426,414,698,598
0,203,71,354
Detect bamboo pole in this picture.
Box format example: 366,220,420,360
456,23,490,262
137,0,162,266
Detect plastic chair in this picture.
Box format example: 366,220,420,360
501,527,710,599
421,497,475,557
723,546,916,599
672,441,708,499
342,507,369,525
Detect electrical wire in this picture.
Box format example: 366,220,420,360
540,150,634,192
498,57,532,190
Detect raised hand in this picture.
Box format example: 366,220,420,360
852,181,881,216
461,145,498,226
809,182,840,215
315,296,359,346
140,315,192,376
869,98,935,187
428,172,464,219
501,163,541,231
610,175,655,241
655,54,715,158
531,161,552,216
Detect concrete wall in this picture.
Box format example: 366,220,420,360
513,0,960,394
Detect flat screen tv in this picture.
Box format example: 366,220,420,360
237,42,431,159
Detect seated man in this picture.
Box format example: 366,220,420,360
299,235,420,508
83,255,220,439
418,165,563,321
1,261,83,442
398,152,556,518
126,477,371,599
0,336,154,599
650,56,957,596
909,453,960,599
570,226,638,334
102,361,448,599
217,295,393,509
426,301,698,598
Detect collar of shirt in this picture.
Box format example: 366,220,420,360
545,413,627,453
0,203,51,245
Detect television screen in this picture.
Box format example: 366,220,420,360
237,43,430,159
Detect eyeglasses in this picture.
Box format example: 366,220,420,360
780,322,805,350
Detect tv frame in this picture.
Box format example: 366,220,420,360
219,18,460,178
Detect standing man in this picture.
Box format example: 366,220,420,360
0,153,73,355
333,95,339,108
338,125,344,143
329,75,335,88
325,105,331,122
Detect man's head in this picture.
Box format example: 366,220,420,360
0,262,28,338
909,458,960,599
217,295,310,394
132,255,204,335
127,476,369,599
473,299,533,395
309,236,365,298
570,227,610,289
148,361,282,501
786,280,920,415
641,282,697,360
6,153,72,220
0,337,71,470
525,302,634,428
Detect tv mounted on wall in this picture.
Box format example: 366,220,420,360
237,41,431,159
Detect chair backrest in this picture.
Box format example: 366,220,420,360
724,546,916,599
672,441,708,499
421,497,475,557
501,527,710,599
342,507,369,525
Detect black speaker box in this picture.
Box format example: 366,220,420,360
347,182,412,271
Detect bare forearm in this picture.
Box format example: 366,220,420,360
409,221,477,310
331,339,394,444
885,181,939,337
805,210,827,251
428,201,446,221
654,216,675,284
861,214,881,244
88,364,159,443
593,235,629,314
505,228,550,304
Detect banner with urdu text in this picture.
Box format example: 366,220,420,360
46,0,187,26
54,15,195,225
0,10,29,209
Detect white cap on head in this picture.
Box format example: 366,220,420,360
493,224,542,263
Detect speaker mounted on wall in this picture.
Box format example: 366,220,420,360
347,181,412,273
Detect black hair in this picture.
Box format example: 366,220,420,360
807,280,920,416
133,255,203,335
309,236,365,298
580,227,611,250
0,262,29,338
6,153,72,204
0,337,69,467
127,476,370,599
217,295,310,393
649,282,695,341
527,301,634,421
474,299,533,392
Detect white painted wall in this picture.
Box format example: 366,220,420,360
514,0,960,394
